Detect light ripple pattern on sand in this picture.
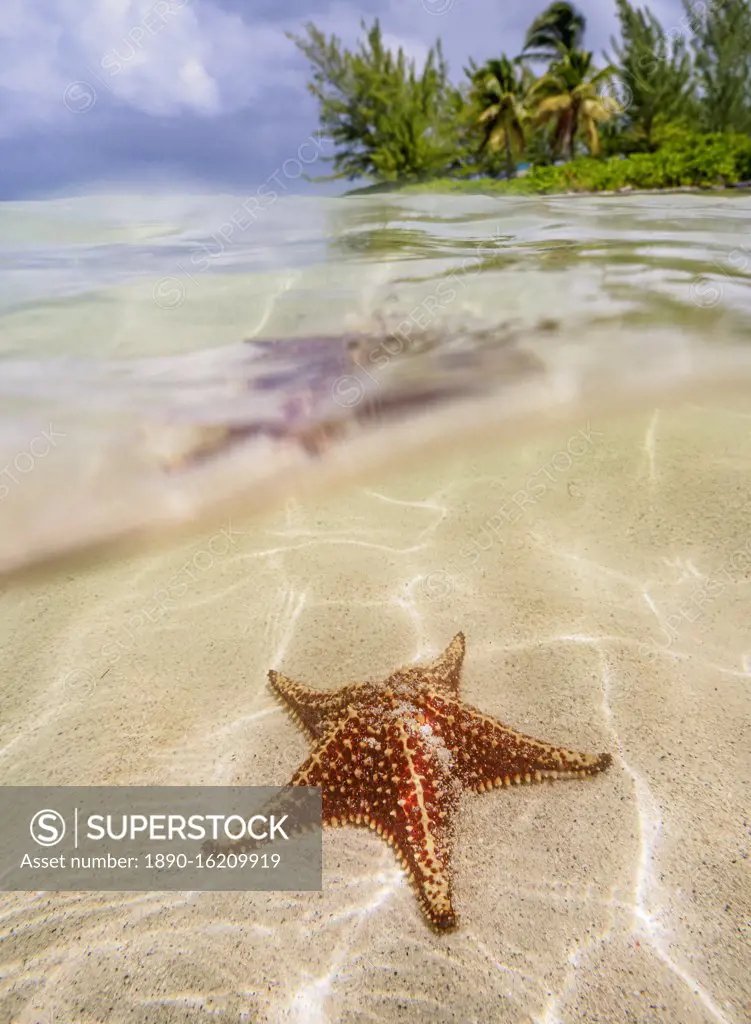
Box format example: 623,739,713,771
1,397,749,1022
2,191,751,1022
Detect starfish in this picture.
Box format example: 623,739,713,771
212,633,612,930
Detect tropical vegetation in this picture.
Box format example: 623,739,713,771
289,0,751,194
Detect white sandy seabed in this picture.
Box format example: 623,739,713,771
0,375,750,1024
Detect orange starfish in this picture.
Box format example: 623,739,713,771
218,633,612,929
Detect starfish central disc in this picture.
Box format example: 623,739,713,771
215,632,612,929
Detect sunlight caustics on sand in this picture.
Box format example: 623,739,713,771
0,192,749,1023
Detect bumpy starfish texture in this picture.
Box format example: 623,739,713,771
215,633,612,929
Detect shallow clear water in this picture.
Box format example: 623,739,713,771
1,190,750,577
0,191,750,1024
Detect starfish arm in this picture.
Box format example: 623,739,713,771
425,693,612,793
420,632,466,695
384,726,460,930
269,670,373,740
293,713,461,929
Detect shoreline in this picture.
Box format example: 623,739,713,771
344,179,751,199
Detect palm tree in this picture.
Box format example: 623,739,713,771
522,1,586,62
467,56,530,177
530,50,618,160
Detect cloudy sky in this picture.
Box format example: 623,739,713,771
0,0,685,199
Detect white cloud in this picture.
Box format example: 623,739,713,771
381,32,430,68
0,0,301,130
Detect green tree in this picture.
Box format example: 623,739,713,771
466,56,530,177
531,50,618,160
523,121,558,166
685,0,751,133
287,19,461,182
606,0,696,150
521,1,586,61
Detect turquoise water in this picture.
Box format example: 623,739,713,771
0,190,750,576
0,190,750,1023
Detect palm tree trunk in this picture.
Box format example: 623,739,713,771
566,106,576,161
505,134,515,178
